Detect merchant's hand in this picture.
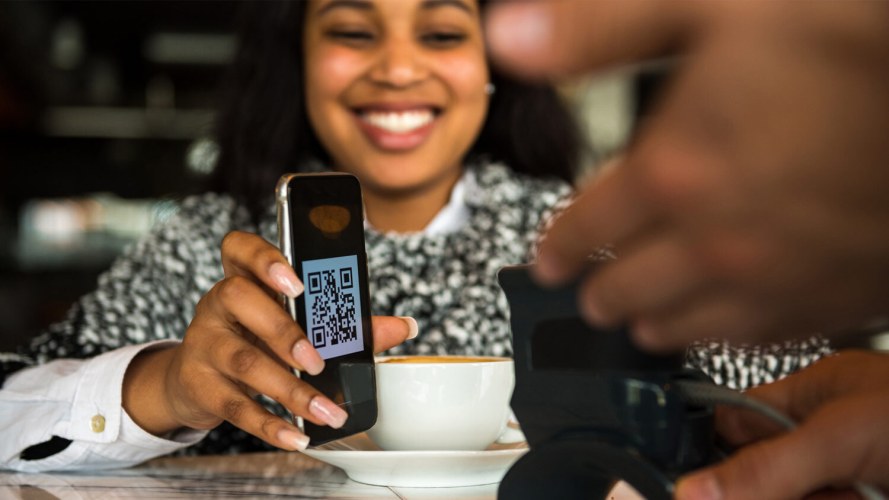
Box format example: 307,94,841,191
487,1,889,351
677,350,889,499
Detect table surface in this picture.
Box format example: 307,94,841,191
0,451,502,499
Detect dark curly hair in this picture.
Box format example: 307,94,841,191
213,0,583,218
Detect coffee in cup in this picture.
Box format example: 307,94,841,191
367,355,515,451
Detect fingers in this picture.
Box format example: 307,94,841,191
208,233,421,448
217,231,321,372
677,394,889,500
534,164,655,286
714,352,889,447
207,276,417,370
221,231,304,299
676,425,832,500
727,351,889,430
202,275,324,375
212,314,418,430
194,315,419,449
629,293,766,352
371,316,418,353
485,0,698,79
712,392,801,450
201,373,311,451
210,334,347,430
573,233,703,327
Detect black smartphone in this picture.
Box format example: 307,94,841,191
276,172,377,446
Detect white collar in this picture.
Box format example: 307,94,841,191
422,171,471,235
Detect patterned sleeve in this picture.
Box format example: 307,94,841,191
524,178,575,261
1,193,238,380
686,337,833,390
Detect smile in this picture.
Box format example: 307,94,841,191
354,106,440,151
359,109,436,134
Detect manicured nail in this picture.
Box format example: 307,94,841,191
676,473,722,500
487,2,551,60
276,428,310,451
398,316,419,339
309,396,348,429
269,262,304,299
292,339,324,375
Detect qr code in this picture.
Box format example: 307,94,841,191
302,255,365,360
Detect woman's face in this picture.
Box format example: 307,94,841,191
304,0,489,196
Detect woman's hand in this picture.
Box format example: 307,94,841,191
677,350,889,500
123,231,415,450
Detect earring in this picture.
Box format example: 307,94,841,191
485,82,496,96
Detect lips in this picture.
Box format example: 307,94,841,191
353,105,440,151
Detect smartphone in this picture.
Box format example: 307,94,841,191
276,172,377,446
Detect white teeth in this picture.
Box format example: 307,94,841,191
362,110,434,133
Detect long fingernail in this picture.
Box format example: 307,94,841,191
292,339,324,375
276,428,310,451
487,3,551,59
269,262,304,299
398,316,419,339
309,396,348,429
676,473,722,500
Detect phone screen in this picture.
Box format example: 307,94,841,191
301,254,366,360
280,173,376,444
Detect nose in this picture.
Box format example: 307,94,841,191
368,36,429,89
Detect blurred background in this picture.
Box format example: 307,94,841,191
0,1,242,352
6,2,875,356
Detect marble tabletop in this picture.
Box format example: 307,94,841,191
0,451,501,499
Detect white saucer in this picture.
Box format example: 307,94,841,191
301,433,528,488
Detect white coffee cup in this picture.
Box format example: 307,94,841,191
368,355,516,451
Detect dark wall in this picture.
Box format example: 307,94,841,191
0,1,242,353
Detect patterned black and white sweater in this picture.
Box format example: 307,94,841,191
0,162,832,455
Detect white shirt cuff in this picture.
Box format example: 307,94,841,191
2,340,208,471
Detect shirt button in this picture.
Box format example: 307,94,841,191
90,415,106,433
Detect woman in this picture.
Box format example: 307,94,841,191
0,0,830,472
